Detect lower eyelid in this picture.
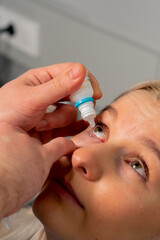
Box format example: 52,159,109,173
88,130,104,143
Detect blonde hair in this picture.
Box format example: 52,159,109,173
114,80,160,102
0,207,44,240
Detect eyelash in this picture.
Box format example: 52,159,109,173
94,119,108,131
92,120,149,180
95,119,104,126
92,120,109,142
125,155,149,181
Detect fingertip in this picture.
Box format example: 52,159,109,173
69,63,86,82
76,63,86,76
93,88,103,100
87,71,103,100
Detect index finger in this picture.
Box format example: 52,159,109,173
87,71,102,100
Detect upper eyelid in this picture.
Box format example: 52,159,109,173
92,121,110,142
95,119,110,132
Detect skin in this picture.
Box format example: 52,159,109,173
33,90,160,240
0,62,102,218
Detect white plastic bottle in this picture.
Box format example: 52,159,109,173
70,73,96,127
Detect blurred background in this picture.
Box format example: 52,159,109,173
0,0,160,111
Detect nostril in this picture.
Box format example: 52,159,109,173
80,167,87,174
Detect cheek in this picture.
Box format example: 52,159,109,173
85,180,149,230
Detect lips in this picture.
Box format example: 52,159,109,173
54,177,84,209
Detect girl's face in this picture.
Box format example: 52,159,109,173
33,91,160,240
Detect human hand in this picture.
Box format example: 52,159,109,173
0,63,102,132
0,123,76,218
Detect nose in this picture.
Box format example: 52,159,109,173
71,144,105,181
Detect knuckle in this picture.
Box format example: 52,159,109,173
26,68,36,76
51,77,71,97
25,69,37,83
51,78,63,89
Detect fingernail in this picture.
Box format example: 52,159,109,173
36,119,48,129
69,64,80,80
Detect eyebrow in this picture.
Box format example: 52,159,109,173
101,105,160,161
100,105,117,118
139,137,160,161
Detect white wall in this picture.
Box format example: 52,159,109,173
0,0,159,111
41,0,160,53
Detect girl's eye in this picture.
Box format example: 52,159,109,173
128,159,148,180
92,123,106,141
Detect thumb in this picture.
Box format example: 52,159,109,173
43,137,76,166
31,63,86,109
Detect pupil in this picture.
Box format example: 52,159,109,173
95,126,103,132
132,161,141,168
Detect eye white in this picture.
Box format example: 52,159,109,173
93,125,106,140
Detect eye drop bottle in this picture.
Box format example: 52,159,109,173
70,73,96,127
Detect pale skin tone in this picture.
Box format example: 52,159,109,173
33,90,160,240
0,62,102,218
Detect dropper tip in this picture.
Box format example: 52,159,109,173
88,118,95,128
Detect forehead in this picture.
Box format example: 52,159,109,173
101,91,160,139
